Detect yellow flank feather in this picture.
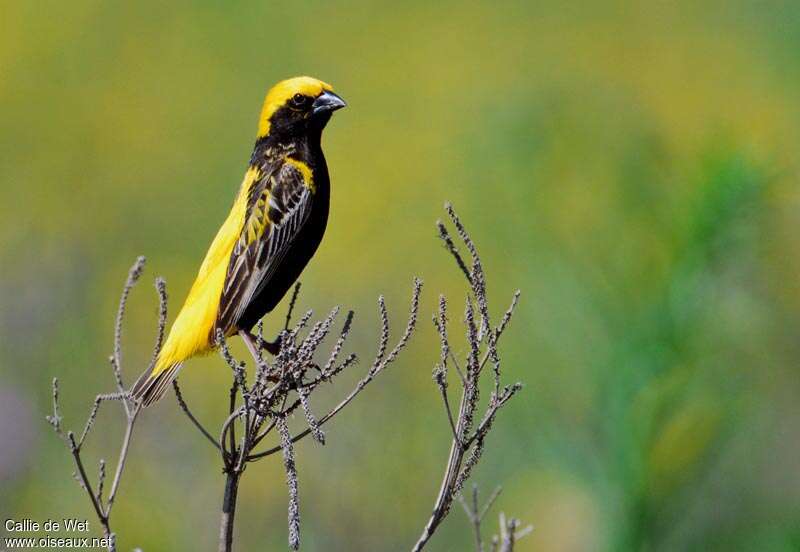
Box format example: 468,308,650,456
242,180,272,248
285,157,315,191
257,76,333,138
151,166,261,376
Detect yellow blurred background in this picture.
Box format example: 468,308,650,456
2,1,800,550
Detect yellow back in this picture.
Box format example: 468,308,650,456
152,167,260,373
153,75,335,375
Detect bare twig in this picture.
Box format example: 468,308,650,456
148,277,168,371
495,512,532,552
437,219,472,285
458,485,530,552
106,405,140,509
112,256,146,399
50,206,520,552
172,380,220,451
412,204,523,551
276,416,300,550
285,282,302,330
169,277,422,551
48,257,159,551
246,280,422,462
436,376,460,444
458,485,489,552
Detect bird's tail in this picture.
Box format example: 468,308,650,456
130,362,183,407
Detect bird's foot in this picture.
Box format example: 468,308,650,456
261,333,282,356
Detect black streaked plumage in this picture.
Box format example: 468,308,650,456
216,93,342,335
130,77,345,407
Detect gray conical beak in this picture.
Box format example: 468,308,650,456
312,90,346,115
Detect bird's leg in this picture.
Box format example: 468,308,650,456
239,331,263,363
239,330,280,381
240,330,281,356
261,333,282,356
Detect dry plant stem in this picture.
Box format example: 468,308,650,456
459,485,501,552
48,208,516,551
170,279,421,552
246,285,421,461
219,375,249,551
457,485,531,552
47,257,166,552
285,281,301,330
107,406,140,509
492,512,532,552
459,485,532,552
173,380,220,451
412,204,523,552
220,471,241,552
276,416,300,550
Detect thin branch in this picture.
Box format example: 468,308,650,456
478,487,503,522
246,279,422,462
297,385,325,444
172,381,221,451
67,431,108,531
412,204,523,552
322,311,354,376
434,369,460,444
107,405,140,509
220,407,245,464
437,220,472,285
147,277,168,371
374,295,390,367
78,393,126,448
458,485,529,552
48,257,161,551
276,416,300,551
46,377,63,437
112,256,146,395
96,459,106,510
497,290,521,337
494,512,532,552
285,282,302,330
458,485,484,552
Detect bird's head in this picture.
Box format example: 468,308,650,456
257,76,346,140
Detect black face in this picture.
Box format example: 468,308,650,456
289,93,312,110
268,90,346,140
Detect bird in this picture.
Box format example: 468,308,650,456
131,76,346,406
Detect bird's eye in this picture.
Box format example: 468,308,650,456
290,93,308,108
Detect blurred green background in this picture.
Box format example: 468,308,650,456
2,1,800,550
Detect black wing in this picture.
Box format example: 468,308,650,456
216,161,314,334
